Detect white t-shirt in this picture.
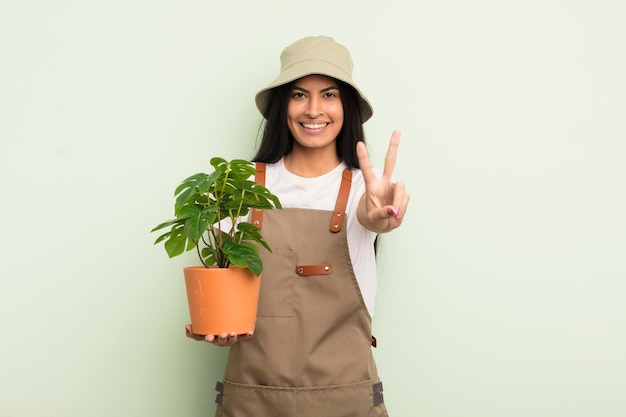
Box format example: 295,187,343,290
262,158,380,317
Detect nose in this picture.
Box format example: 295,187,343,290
304,96,323,118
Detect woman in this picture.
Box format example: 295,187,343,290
186,35,409,417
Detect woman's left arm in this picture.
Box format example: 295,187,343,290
356,130,410,233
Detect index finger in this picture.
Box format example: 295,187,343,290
356,140,377,185
383,130,401,179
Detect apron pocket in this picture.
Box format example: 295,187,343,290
219,380,296,417
257,250,297,318
298,381,385,417
219,380,388,417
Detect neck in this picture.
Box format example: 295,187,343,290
284,148,341,178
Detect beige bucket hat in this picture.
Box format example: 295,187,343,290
255,36,373,122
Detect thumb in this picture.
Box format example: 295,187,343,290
384,206,399,217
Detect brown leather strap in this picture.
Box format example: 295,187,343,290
251,162,266,228
295,263,333,276
329,169,352,233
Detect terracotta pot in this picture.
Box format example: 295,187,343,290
183,266,261,336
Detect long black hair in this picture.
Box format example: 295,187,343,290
253,77,366,168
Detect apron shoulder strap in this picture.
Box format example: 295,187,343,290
329,169,353,233
251,162,267,228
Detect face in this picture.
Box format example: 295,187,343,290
287,74,344,155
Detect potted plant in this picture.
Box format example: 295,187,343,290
151,157,281,335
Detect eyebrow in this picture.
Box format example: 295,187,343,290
291,84,339,94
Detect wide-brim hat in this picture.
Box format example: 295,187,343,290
255,36,374,122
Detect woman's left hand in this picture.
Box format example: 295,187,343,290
185,324,254,347
356,130,410,233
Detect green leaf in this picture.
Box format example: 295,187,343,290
228,159,257,180
222,241,263,275
210,157,228,172
200,247,219,267
235,222,272,252
181,206,217,241
163,226,194,258
174,173,207,207
151,217,186,233
247,183,282,209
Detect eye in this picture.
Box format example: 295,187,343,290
291,91,306,100
323,90,339,99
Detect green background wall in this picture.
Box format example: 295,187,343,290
1,1,625,416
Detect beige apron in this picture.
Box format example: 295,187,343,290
214,164,388,417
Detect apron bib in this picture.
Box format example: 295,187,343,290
214,165,388,417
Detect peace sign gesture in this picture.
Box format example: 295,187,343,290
356,130,410,233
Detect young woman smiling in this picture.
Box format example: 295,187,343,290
186,35,409,417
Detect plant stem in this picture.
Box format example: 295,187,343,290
235,189,246,244
196,241,208,267
205,224,221,267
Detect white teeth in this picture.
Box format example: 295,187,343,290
302,123,328,129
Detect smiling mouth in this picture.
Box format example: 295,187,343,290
301,123,328,129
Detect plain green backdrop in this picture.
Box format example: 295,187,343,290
1,0,625,416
